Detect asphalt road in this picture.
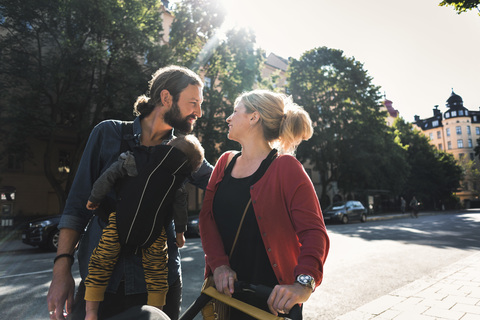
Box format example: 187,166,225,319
1,209,479,320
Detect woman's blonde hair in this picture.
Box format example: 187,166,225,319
236,90,313,154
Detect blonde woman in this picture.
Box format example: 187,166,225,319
199,90,330,319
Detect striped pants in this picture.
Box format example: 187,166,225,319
84,212,169,308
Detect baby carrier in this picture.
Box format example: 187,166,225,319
99,121,190,252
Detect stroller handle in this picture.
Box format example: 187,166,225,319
179,281,302,320
235,281,302,320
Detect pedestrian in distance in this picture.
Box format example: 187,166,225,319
410,196,419,218
400,197,406,214
47,65,213,320
199,90,330,319
84,135,204,320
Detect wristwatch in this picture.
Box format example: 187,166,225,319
295,274,315,292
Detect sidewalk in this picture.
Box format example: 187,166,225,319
337,252,480,320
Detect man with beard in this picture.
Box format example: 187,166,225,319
47,66,213,320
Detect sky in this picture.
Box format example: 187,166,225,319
219,0,480,122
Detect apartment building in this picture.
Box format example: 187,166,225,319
414,91,480,205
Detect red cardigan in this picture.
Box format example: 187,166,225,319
199,151,329,288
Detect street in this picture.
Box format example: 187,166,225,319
1,210,479,320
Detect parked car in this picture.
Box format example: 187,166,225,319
185,214,200,237
22,215,61,251
323,200,367,224
22,212,201,251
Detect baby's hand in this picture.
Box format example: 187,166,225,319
176,232,186,248
86,201,99,210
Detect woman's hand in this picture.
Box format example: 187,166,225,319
213,265,237,297
267,283,312,316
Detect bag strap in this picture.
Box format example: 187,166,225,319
120,121,135,152
229,198,252,259
96,121,134,223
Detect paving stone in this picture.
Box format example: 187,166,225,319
334,252,480,320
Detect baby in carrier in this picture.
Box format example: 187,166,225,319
84,134,204,320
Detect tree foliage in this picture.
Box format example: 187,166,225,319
167,0,263,162
393,118,463,209
0,0,264,212
456,156,480,199
439,0,480,15
288,47,409,206
168,0,226,68
197,28,264,161
0,0,168,210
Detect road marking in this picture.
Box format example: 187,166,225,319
0,269,51,279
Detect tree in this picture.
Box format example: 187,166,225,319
456,156,480,199
288,47,409,206
0,0,169,211
168,0,226,69
196,27,264,161
168,0,264,162
439,0,480,15
393,118,463,209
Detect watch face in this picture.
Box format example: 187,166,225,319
297,274,314,287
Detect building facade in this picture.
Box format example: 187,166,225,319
414,91,480,206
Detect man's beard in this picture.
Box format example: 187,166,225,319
164,101,195,134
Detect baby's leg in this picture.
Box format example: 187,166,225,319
85,212,121,302
142,228,169,308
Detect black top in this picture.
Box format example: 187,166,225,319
212,150,278,316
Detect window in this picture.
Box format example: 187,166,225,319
468,139,473,148
448,141,452,150
437,131,441,139
459,110,464,116
445,113,450,119
467,126,471,135
438,144,443,150
458,139,463,148
429,133,433,140
1,193,15,201
58,151,71,173
456,126,462,135
446,128,451,137
474,116,478,122
432,120,439,127
476,127,480,135
452,111,457,117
